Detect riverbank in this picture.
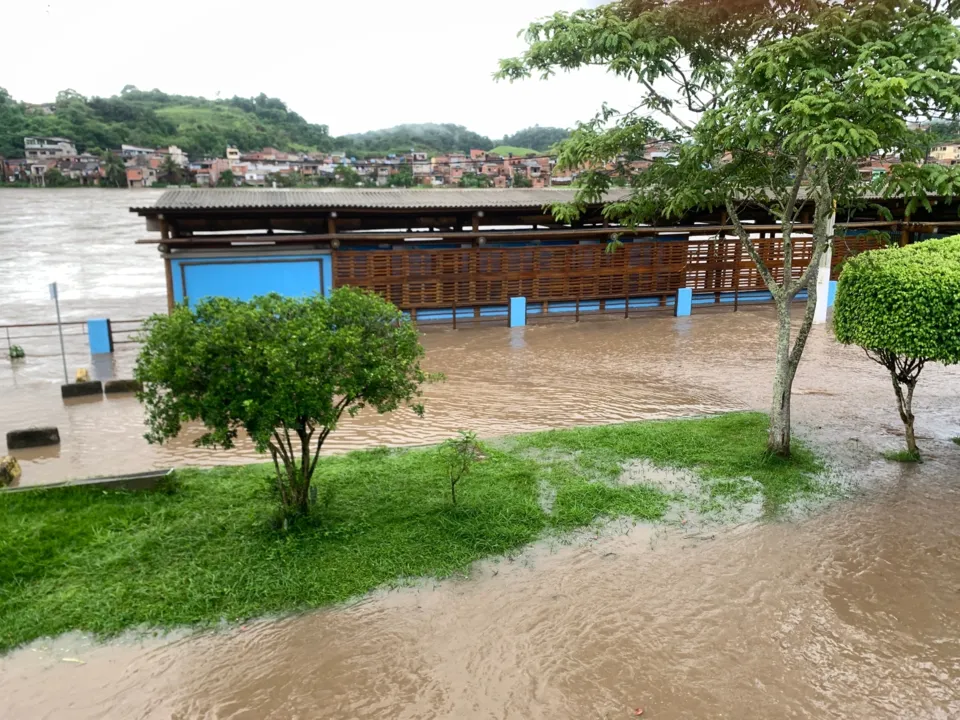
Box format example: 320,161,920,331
0,412,826,653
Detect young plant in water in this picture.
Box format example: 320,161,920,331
8,345,25,360
438,430,484,505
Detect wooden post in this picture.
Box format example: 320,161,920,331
327,213,337,235
624,290,630,319
164,256,175,313
900,215,911,247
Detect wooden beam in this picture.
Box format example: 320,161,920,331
164,256,174,313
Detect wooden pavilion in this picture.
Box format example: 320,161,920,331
132,188,958,321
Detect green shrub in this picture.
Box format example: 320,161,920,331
135,289,430,518
7,345,25,360
834,236,960,455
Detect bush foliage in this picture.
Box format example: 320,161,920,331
135,288,429,515
834,236,960,363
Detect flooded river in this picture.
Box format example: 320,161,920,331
1,191,959,718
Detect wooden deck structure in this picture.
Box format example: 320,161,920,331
132,188,957,319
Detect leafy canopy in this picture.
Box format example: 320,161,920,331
135,289,429,513
498,0,960,225
834,236,960,362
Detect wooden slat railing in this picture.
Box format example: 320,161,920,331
333,234,889,311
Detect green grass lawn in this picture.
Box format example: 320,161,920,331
0,413,825,653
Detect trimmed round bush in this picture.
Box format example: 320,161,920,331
834,235,960,455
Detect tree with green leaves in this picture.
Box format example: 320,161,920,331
41,167,77,188
334,165,361,187
388,165,414,187
216,169,236,187
834,237,960,458
135,289,430,517
498,0,960,457
158,154,183,185
100,151,127,188
512,170,533,188
459,172,492,188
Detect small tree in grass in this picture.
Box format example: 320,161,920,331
135,288,429,516
438,430,484,505
834,237,960,457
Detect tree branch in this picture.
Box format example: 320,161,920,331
640,79,692,131
726,199,781,298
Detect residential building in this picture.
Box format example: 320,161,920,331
191,158,231,186
24,136,77,160
126,167,146,187
3,158,29,183
121,144,155,157
930,142,960,165
58,157,102,185
166,145,189,167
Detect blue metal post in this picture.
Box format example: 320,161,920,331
509,297,527,327
675,288,692,317
87,318,114,354
827,280,838,308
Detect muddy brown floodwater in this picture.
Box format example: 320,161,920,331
2,192,960,718
2,306,960,719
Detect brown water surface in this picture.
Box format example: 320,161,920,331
1,191,959,719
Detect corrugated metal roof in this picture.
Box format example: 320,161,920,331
131,186,924,215
131,188,619,213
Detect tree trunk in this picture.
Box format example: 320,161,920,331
768,299,793,457
891,372,919,456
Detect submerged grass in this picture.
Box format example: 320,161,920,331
0,412,825,653
884,449,921,463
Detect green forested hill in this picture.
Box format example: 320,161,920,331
499,126,570,152
339,123,494,156
0,87,333,159
0,87,565,160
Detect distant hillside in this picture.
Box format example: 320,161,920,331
0,87,333,159
0,86,569,160
340,123,493,155
499,126,570,152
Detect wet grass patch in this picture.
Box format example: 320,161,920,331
884,449,922,463
0,412,824,653
509,411,825,516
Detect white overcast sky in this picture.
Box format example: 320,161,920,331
5,0,632,140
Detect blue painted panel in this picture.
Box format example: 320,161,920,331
183,261,319,308
509,297,527,327
827,280,837,308
415,308,476,322
675,288,692,317
171,254,331,308
87,318,113,354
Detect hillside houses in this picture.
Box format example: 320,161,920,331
7,134,956,189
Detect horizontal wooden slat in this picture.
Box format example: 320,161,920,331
332,235,884,310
